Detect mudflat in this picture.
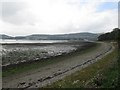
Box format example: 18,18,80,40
2,41,113,88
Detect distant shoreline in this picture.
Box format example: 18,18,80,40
0,39,68,45
0,40,91,45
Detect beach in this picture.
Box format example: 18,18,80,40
2,41,113,88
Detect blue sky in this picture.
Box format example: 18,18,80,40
98,2,118,12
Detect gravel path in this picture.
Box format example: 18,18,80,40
2,42,113,89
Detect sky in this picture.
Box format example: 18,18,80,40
0,0,119,36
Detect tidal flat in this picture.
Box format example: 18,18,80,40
1,41,93,67
2,41,114,88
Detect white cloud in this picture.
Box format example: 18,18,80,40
0,0,118,36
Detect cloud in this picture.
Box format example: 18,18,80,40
0,0,118,36
2,2,24,17
2,2,37,25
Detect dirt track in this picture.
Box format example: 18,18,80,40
2,42,114,89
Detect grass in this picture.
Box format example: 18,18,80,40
2,42,99,77
45,43,118,88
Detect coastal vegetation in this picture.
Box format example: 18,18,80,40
46,43,118,88
98,28,120,42
45,28,120,88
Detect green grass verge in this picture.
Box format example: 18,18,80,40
3,42,99,77
45,44,118,88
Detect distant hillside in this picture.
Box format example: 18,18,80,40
98,28,120,41
0,34,14,39
0,32,99,41
98,28,120,50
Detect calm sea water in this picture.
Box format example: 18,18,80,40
0,39,68,44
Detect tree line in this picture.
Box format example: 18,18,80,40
98,28,120,41
98,28,120,49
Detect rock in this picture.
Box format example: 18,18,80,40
73,80,79,84
38,78,43,82
19,82,26,85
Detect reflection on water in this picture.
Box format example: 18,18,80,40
0,39,68,44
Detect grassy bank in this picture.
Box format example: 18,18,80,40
46,43,118,88
3,42,99,77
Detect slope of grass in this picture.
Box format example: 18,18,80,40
46,44,118,88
